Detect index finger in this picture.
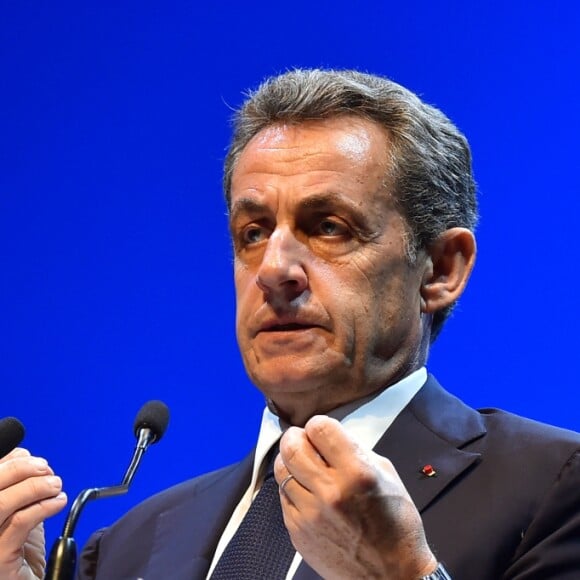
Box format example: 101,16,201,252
0,447,30,464
304,415,367,469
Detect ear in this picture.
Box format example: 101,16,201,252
420,227,476,313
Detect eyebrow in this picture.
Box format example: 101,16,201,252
230,192,364,217
300,192,377,233
298,192,360,213
229,197,266,219
228,192,376,237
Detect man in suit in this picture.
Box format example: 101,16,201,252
2,68,580,579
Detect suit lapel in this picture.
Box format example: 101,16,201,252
145,452,254,580
374,375,486,512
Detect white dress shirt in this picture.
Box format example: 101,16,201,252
207,367,428,579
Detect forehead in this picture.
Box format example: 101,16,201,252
230,116,392,209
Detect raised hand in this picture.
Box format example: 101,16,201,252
0,448,67,579
275,415,437,579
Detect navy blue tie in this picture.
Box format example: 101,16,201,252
210,444,295,579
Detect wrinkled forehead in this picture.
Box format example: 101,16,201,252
248,119,379,159
226,115,395,209
232,117,392,185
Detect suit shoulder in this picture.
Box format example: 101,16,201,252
472,407,580,483
479,407,580,449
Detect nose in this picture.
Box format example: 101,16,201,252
256,227,308,301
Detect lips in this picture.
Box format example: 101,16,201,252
255,317,323,335
262,323,315,331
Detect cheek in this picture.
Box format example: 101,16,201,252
234,272,256,333
323,279,364,345
351,262,417,327
372,270,424,333
234,263,255,302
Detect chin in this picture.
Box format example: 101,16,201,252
249,359,351,401
249,362,322,393
252,370,320,394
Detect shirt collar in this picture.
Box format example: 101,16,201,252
251,367,428,485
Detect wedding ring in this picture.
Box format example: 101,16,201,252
279,474,295,494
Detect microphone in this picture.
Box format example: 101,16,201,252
45,400,170,580
0,416,25,458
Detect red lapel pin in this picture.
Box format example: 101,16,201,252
421,464,437,477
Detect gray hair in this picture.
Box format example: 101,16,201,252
223,69,478,340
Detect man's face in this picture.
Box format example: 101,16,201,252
230,116,429,425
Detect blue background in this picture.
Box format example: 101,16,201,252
2,0,579,556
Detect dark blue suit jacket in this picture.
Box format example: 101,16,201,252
77,376,580,579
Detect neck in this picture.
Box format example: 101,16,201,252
268,363,427,427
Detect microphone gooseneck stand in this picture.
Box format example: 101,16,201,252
45,400,169,580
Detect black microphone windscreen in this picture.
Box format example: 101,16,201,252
0,416,26,458
133,400,170,442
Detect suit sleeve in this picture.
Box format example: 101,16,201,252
75,528,106,580
504,450,580,579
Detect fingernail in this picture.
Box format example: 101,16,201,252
30,457,49,471
43,491,67,506
11,448,30,458
47,475,62,488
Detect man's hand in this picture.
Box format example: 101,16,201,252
275,416,437,580
0,448,67,579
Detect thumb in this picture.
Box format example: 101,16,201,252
23,523,46,579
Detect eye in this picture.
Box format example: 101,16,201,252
314,218,350,238
242,224,268,245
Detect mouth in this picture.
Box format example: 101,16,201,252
262,323,317,332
